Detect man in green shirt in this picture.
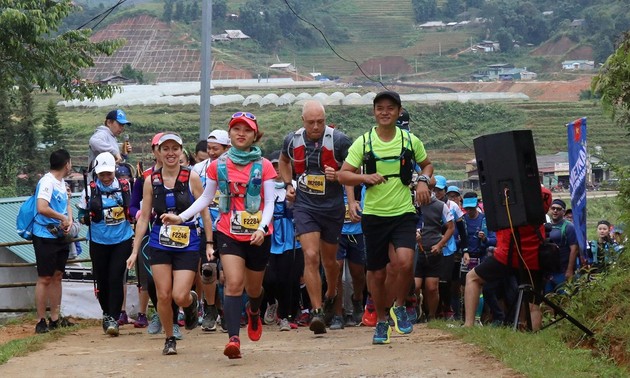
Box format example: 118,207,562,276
338,91,433,344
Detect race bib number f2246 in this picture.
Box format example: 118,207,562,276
159,225,191,248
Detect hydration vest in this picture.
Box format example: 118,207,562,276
216,155,263,214
362,127,415,186
291,126,340,175
88,179,131,223
151,167,192,223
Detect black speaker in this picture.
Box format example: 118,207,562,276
473,130,544,231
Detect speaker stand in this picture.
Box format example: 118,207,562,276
512,284,594,336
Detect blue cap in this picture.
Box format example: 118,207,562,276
106,109,131,125
434,175,447,190
446,185,460,194
463,197,478,208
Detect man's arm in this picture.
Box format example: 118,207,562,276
567,244,579,278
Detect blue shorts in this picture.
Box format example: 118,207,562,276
336,234,366,265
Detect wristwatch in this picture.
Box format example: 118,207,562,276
284,182,293,189
417,174,430,185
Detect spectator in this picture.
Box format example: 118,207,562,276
544,199,579,293
278,100,352,334
162,112,276,359
32,149,74,334
338,90,433,344
194,140,209,163
586,220,622,273
464,186,552,331
126,133,210,355
79,152,134,337
88,109,132,168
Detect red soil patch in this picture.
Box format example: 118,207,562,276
353,56,413,76
530,36,577,56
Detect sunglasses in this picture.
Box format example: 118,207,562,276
232,112,256,121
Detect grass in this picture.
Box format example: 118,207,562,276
434,322,627,377
0,315,95,365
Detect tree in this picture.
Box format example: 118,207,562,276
42,100,64,148
213,0,228,21
0,1,123,101
174,1,184,21
496,28,513,53
592,32,630,126
412,0,438,23
162,0,174,22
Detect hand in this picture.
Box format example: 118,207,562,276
250,230,265,246
161,213,182,226
477,231,486,241
206,243,216,261
324,165,337,182
415,229,422,243
126,252,137,270
462,252,470,265
348,201,362,223
415,182,431,205
62,217,73,234
285,184,296,202
363,173,386,186
430,243,443,255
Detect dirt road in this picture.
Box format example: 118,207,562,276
1,322,520,377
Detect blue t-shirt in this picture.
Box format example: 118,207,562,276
34,173,69,239
149,188,200,252
84,179,134,245
342,186,365,235
442,199,463,256
463,212,496,257
271,186,300,254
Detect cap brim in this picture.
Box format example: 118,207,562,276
95,166,115,174
463,198,478,208
229,116,258,132
373,93,401,106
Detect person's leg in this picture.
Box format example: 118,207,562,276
422,277,440,319
389,247,415,308
300,232,323,310
89,242,110,315
35,275,52,320
221,254,247,337
320,239,341,301
367,268,388,321
463,269,484,327
108,239,133,321
152,264,175,338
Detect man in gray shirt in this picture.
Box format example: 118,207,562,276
88,109,132,170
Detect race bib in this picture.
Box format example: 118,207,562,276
230,211,262,235
297,174,326,195
104,206,125,226
159,225,190,248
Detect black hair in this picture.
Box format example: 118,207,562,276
463,191,478,199
50,149,71,170
195,140,207,154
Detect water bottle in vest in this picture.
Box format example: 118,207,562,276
245,163,262,213
217,161,230,213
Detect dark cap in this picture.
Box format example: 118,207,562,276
373,91,401,107
106,109,131,125
397,108,410,130
267,150,281,164
552,199,566,210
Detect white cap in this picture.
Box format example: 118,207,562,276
207,129,231,146
94,152,116,174
158,133,183,147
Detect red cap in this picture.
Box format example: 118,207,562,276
151,132,165,147
229,115,258,134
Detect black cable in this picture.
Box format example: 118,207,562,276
76,0,127,30
281,0,388,90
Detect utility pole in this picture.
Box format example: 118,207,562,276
199,0,212,140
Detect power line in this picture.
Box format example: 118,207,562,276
76,0,127,30
281,0,388,89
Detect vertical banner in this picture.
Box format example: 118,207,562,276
567,117,587,254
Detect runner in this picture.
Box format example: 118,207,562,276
126,133,211,355
338,90,434,344
161,112,276,359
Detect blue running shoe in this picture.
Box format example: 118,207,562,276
390,305,413,334
372,321,391,344
172,324,183,340
148,313,162,335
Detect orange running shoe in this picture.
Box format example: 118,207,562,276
246,303,263,341
362,296,377,327
223,336,241,359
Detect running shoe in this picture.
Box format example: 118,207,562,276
177,311,185,327
362,298,377,327
322,294,336,326
296,312,310,327
183,291,199,330
35,318,49,334
372,321,391,344
219,315,228,333
172,324,183,340
345,314,357,327
406,305,418,325
148,313,162,334
118,311,129,325
390,305,413,334
201,304,218,332
106,317,120,337
135,313,148,328
162,336,177,355
264,300,278,325
279,318,291,331
223,336,241,359
309,308,327,335
329,315,345,330
246,303,263,341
